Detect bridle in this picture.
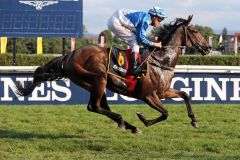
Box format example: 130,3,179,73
182,26,208,54
145,18,210,70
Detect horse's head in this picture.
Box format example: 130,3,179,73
159,15,211,55
182,15,211,55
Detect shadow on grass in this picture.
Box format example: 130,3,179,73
0,129,84,139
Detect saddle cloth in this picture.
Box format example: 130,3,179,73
107,46,149,79
107,47,150,92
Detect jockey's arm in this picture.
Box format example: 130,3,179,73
136,18,162,48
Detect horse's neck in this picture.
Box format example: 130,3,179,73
164,27,183,67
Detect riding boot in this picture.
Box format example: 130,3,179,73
131,52,141,75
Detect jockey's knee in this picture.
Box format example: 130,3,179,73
131,44,140,53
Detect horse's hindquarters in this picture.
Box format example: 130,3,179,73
63,45,108,91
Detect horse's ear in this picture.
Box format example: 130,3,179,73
186,15,193,25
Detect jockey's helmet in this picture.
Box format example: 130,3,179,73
148,7,166,20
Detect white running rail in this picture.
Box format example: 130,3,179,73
0,65,240,73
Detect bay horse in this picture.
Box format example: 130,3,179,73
15,16,211,133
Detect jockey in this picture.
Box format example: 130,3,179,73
107,6,166,75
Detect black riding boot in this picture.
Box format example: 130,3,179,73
131,52,140,75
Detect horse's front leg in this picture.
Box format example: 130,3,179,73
137,93,169,127
163,88,199,128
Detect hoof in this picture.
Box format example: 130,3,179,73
132,128,142,134
118,121,126,131
136,112,150,127
136,112,145,120
191,121,200,128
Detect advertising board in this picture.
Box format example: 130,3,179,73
0,72,240,104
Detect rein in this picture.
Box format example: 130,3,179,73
162,46,184,48
135,48,157,72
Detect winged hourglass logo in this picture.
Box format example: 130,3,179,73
18,0,59,10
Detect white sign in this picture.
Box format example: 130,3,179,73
19,0,79,10
19,0,59,10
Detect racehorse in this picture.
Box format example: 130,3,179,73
14,16,211,133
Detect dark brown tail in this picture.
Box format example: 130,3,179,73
15,56,66,97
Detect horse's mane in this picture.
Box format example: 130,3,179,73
158,18,188,43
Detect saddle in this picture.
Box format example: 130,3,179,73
107,46,150,92
107,46,150,78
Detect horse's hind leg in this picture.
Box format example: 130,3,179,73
87,80,140,133
164,88,199,128
99,94,141,133
137,93,169,127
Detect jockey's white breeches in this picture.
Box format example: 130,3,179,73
107,10,139,53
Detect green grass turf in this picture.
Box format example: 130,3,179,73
0,104,239,160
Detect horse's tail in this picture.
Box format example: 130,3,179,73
15,56,65,97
